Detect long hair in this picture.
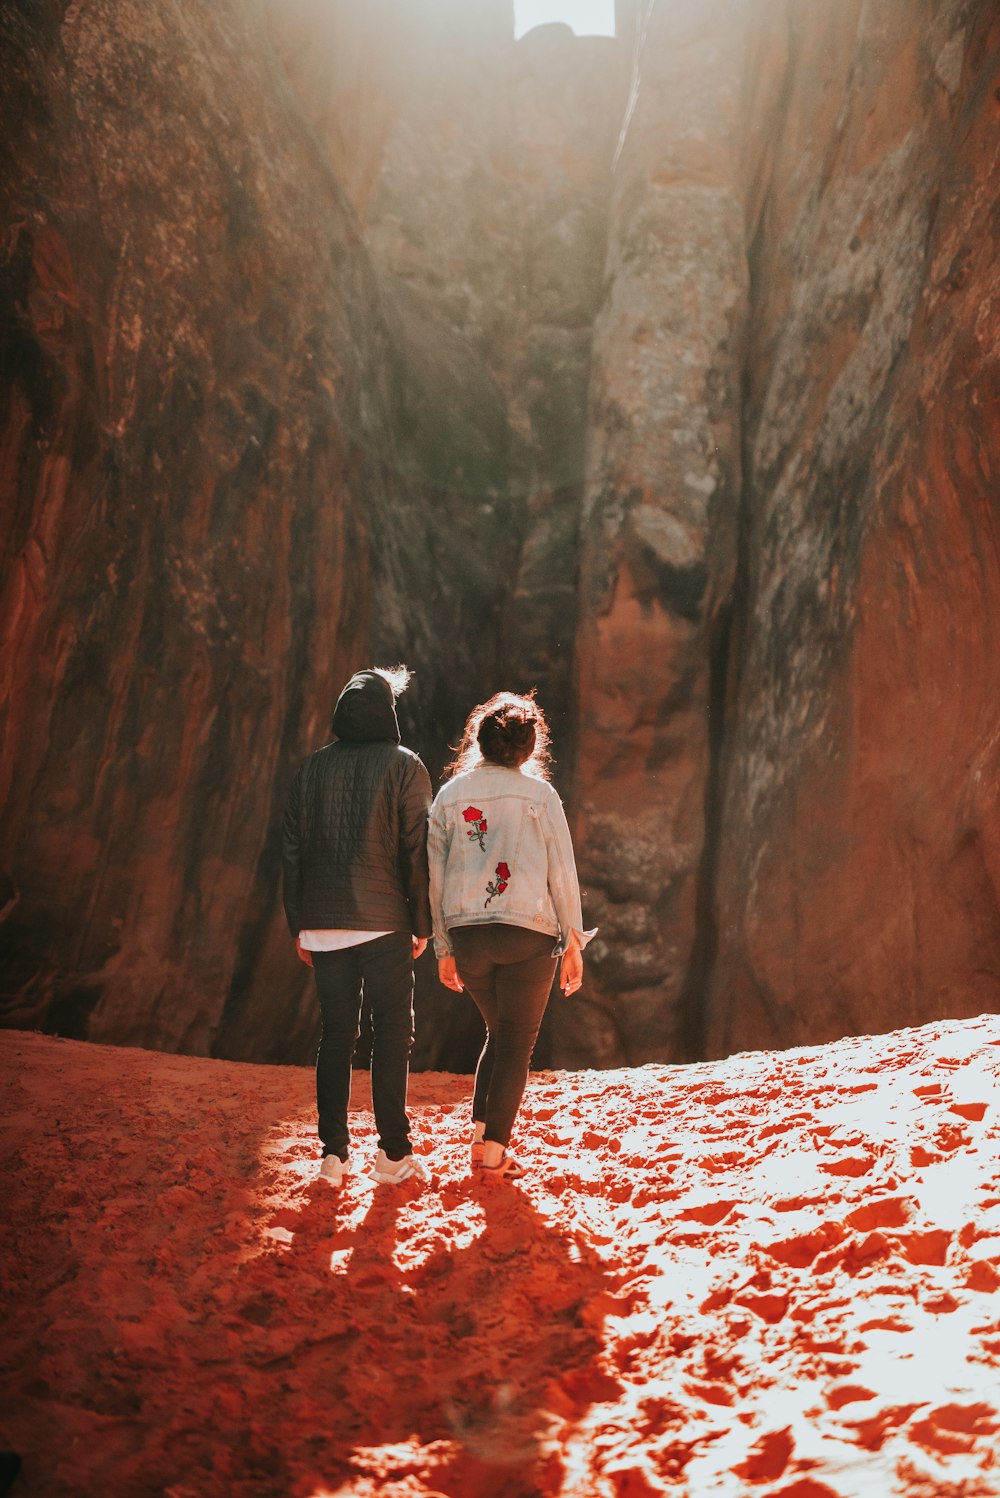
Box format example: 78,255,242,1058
445,691,551,781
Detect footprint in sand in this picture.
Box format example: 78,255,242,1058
763,1481,844,1498
825,1381,878,1411
676,1199,739,1227
913,1083,950,1104
683,1378,736,1408
733,1287,790,1323
843,1196,913,1231
950,1101,988,1122
759,1112,815,1137
818,1152,878,1178
811,1127,880,1178
910,1119,973,1166
733,1424,793,1481
763,1223,846,1268
908,1401,999,1457
841,1400,922,1452
894,1228,952,1266
857,1314,912,1333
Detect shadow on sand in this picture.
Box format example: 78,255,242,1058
249,1166,621,1496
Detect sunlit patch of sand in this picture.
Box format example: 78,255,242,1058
3,1015,1000,1495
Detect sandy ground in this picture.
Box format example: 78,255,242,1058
2,1015,1000,1497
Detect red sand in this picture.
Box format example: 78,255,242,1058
3,1016,1000,1497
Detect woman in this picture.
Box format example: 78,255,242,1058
428,692,595,1179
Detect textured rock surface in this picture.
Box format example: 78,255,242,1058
0,0,536,1070
261,3,628,1069
0,0,405,1059
0,0,626,1068
704,0,1000,1057
564,0,752,1065
342,14,626,758
494,25,625,756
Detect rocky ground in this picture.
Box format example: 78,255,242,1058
3,1015,1000,1496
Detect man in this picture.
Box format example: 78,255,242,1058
282,666,432,1186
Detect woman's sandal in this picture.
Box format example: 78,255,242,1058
479,1151,526,1180
471,1141,485,1167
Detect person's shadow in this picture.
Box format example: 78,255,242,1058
414,1176,622,1483
266,1169,623,1494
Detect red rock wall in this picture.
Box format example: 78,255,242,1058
704,0,1000,1055
325,14,626,759
0,0,391,1057
261,5,629,1069
563,0,754,1065
2,0,997,1069
0,0,626,1068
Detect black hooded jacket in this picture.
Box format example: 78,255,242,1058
282,672,433,938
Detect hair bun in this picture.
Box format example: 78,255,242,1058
446,690,551,780
507,716,534,748
478,705,537,768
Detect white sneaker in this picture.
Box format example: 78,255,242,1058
319,1154,348,1186
370,1149,430,1185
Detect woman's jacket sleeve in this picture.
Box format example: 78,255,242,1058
542,791,595,953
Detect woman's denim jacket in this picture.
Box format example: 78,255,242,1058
428,765,595,958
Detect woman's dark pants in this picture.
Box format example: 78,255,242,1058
451,923,557,1149
312,933,414,1162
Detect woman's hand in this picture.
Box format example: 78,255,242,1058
438,955,464,992
412,937,428,959
560,931,583,996
295,936,314,969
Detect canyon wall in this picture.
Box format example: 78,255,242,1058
704,0,1000,1056
0,0,625,1068
566,0,1000,1064
1,0,997,1068
0,0,404,1060
260,2,628,1069
563,0,753,1066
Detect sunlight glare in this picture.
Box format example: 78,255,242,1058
514,0,616,40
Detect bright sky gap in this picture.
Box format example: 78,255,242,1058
513,0,616,40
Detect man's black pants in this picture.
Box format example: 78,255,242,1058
312,933,415,1162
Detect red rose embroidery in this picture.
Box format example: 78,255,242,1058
462,806,487,851
485,861,511,907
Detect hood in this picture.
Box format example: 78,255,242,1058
331,671,401,744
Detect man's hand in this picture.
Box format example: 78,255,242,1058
295,936,314,969
560,931,583,996
412,936,428,959
437,955,464,992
